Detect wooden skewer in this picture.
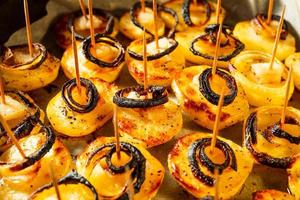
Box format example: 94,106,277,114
267,0,274,25
214,169,220,200
269,5,286,70
141,0,145,13
79,0,87,19
23,0,33,57
216,0,222,24
71,26,82,94
0,114,26,158
212,22,223,78
49,162,62,200
0,76,5,105
153,0,159,51
210,87,225,151
280,66,293,125
193,0,197,6
88,0,95,47
113,104,121,160
143,28,148,91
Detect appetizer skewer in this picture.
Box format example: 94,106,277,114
47,29,117,137
126,1,185,87
114,30,182,147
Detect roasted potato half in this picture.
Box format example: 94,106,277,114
285,52,300,91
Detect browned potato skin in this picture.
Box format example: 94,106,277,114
116,99,183,148
172,65,249,130
0,135,73,199
168,132,254,199
288,155,300,199
76,137,164,200
161,0,226,32
47,78,117,137
126,37,185,87
55,14,119,49
252,190,296,200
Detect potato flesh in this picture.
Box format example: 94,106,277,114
285,52,300,90
0,95,27,121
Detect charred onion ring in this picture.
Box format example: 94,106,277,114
82,34,125,68
67,8,114,40
86,142,146,199
182,0,211,26
61,78,99,113
253,14,288,40
0,122,55,171
199,68,237,106
244,112,296,168
0,43,47,70
189,138,237,186
190,24,244,61
30,170,99,200
127,37,178,61
113,86,168,108
130,1,179,38
0,91,42,149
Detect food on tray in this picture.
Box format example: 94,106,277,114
287,154,300,199
168,132,253,199
0,91,44,152
55,8,119,49
161,0,225,32
230,51,294,107
172,65,249,130
61,34,125,82
76,136,164,199
47,77,117,137
0,43,60,91
0,123,73,199
285,52,300,91
252,189,296,200
113,85,182,147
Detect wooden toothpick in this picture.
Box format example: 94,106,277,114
210,87,225,151
71,26,82,94
49,162,62,200
193,0,197,6
79,0,87,19
0,77,5,105
280,66,293,125
113,104,121,160
153,0,159,51
23,0,33,57
216,0,222,24
88,0,95,47
214,169,220,200
267,0,274,25
141,0,145,12
0,114,26,158
269,5,286,70
143,28,148,91
212,22,223,78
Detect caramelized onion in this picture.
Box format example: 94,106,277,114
182,0,211,26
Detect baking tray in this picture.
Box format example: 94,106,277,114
4,0,300,199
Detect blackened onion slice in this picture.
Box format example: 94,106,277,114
199,68,237,106
188,137,237,186
30,170,98,200
113,86,168,108
253,14,288,40
182,0,211,27
0,121,56,171
190,24,245,61
67,8,115,40
86,142,146,199
127,37,178,61
82,34,125,68
0,43,47,70
0,91,41,149
130,1,179,38
61,78,99,113
244,112,296,168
